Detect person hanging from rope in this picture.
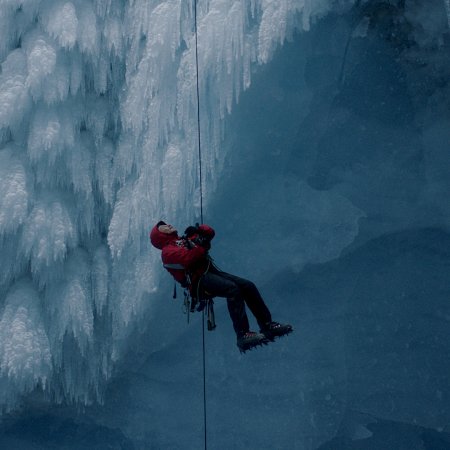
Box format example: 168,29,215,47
150,221,292,352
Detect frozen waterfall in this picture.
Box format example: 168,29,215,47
1,1,450,449
0,0,339,411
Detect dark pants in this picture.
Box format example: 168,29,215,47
198,266,272,336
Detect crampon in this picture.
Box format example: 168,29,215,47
261,322,293,342
236,331,269,353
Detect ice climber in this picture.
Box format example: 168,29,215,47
150,221,292,352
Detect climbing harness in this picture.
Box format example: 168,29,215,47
164,256,216,330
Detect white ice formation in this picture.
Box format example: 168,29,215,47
0,0,340,410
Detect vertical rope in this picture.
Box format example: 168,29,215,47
193,1,207,450
194,0,204,225
202,307,207,450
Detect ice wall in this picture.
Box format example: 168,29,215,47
1,0,448,417
0,0,342,411
204,4,450,446
0,1,449,448
210,0,450,280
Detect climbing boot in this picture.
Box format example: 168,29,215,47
236,331,269,353
261,321,293,341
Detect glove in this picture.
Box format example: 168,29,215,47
195,236,211,250
197,224,215,240
184,224,214,250
184,225,199,237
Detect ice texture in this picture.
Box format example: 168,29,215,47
1,0,334,410
1,0,449,436
0,282,51,408
0,147,29,234
0,50,31,130
20,196,76,280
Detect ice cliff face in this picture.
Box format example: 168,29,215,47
0,0,340,411
0,0,449,419
211,0,450,282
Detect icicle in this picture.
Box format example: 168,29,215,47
20,195,77,283
92,245,110,314
47,250,94,357
41,1,79,49
0,282,51,394
0,49,31,130
0,146,29,235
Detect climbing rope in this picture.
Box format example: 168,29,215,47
194,0,204,225
193,1,207,449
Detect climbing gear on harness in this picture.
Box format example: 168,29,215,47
206,299,216,331
163,255,217,331
173,272,216,333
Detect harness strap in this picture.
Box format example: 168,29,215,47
207,300,216,331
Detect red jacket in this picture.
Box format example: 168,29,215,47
149,224,215,289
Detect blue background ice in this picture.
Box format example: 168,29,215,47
0,1,450,449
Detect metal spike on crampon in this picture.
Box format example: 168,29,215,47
237,332,269,354
261,322,293,342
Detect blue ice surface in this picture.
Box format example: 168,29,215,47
1,2,450,450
